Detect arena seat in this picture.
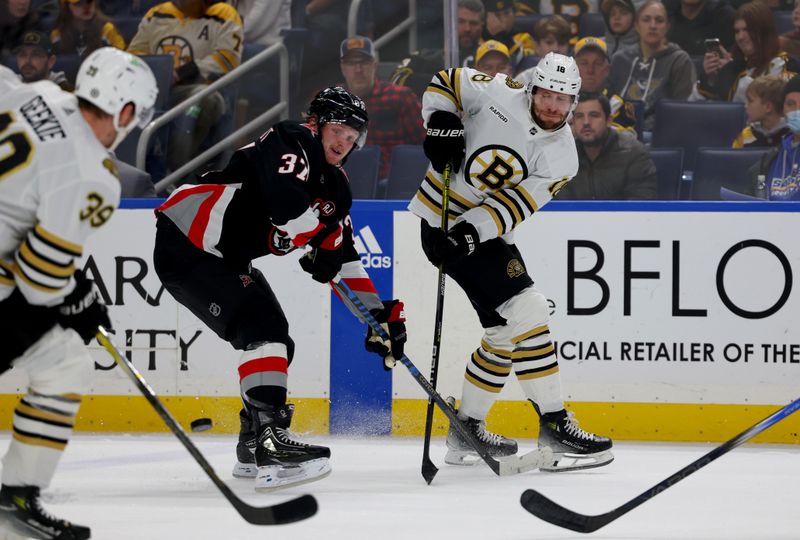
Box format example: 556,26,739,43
578,12,606,37
385,145,429,200
343,145,381,199
690,147,769,200
648,147,684,200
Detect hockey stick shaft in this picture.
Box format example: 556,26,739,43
332,279,550,477
520,396,800,533
95,326,317,525
421,162,452,485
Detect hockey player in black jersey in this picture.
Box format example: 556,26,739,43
153,87,408,491
410,54,613,472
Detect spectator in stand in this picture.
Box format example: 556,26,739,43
229,0,291,45
475,39,513,77
779,0,800,58
573,36,638,133
339,36,423,180
601,0,639,56
665,0,735,57
748,75,800,199
13,30,73,90
481,0,535,69
51,0,125,58
390,0,486,99
533,15,571,57
693,0,797,102
1,0,46,55
609,0,695,131
556,92,657,200
128,0,243,173
733,75,789,148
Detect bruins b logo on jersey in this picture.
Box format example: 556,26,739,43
465,145,528,191
504,77,524,89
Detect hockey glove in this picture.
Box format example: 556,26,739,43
430,221,479,263
365,300,407,370
423,110,465,174
299,248,343,283
267,226,296,256
56,269,111,344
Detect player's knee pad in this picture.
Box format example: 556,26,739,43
230,300,293,361
495,286,550,336
22,327,93,396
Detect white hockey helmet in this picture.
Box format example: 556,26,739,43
529,52,582,97
75,47,158,150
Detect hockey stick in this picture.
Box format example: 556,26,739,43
421,162,452,485
520,397,800,533
331,279,552,477
95,326,318,525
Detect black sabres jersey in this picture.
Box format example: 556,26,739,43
157,121,356,268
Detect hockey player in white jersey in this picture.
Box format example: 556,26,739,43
409,52,614,472
0,49,157,539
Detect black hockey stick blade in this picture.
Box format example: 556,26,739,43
96,327,318,525
420,162,452,486
332,280,552,477
520,397,800,533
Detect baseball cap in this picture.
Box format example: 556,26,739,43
340,36,375,60
13,30,52,54
574,37,609,60
482,0,514,12
601,0,634,15
476,40,511,65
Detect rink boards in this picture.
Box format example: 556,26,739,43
1,200,799,444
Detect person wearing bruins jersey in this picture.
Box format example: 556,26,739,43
128,0,243,173
0,49,157,539
409,53,614,472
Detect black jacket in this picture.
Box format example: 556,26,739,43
665,0,735,57
555,130,658,200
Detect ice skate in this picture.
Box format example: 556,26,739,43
537,408,614,472
232,409,257,479
444,397,518,466
253,404,331,491
0,485,90,540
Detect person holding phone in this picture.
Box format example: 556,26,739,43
665,0,735,57
692,0,798,102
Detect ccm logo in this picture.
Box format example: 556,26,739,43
426,128,464,137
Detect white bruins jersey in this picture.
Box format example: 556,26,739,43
408,67,578,243
0,67,121,306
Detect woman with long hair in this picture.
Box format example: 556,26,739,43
694,0,797,102
50,0,125,58
608,0,695,130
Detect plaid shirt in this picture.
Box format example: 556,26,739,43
349,79,424,179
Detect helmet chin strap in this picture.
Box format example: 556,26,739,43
108,108,137,151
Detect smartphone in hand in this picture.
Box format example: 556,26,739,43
704,38,721,55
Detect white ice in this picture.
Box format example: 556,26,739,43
0,433,797,540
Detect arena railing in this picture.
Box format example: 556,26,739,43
137,41,290,193
347,0,417,55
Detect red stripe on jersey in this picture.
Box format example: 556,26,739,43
187,187,226,250
238,356,289,380
156,184,221,214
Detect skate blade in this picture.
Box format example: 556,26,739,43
254,458,331,492
541,449,614,472
232,461,257,479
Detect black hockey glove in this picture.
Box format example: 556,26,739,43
56,269,111,344
430,221,479,264
365,300,407,370
299,247,343,283
423,110,465,174
267,226,296,256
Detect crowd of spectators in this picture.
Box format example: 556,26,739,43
2,0,799,200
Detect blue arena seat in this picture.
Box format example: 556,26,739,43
651,100,746,168
514,55,540,76
52,54,82,85
385,145,429,200
578,12,606,37
139,54,173,111
774,10,794,35
343,146,381,199
113,16,142,44
690,147,769,200
648,148,684,200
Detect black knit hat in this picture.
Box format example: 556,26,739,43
784,75,800,98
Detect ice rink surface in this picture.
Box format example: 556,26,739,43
0,432,797,540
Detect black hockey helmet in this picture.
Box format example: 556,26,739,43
307,86,369,149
